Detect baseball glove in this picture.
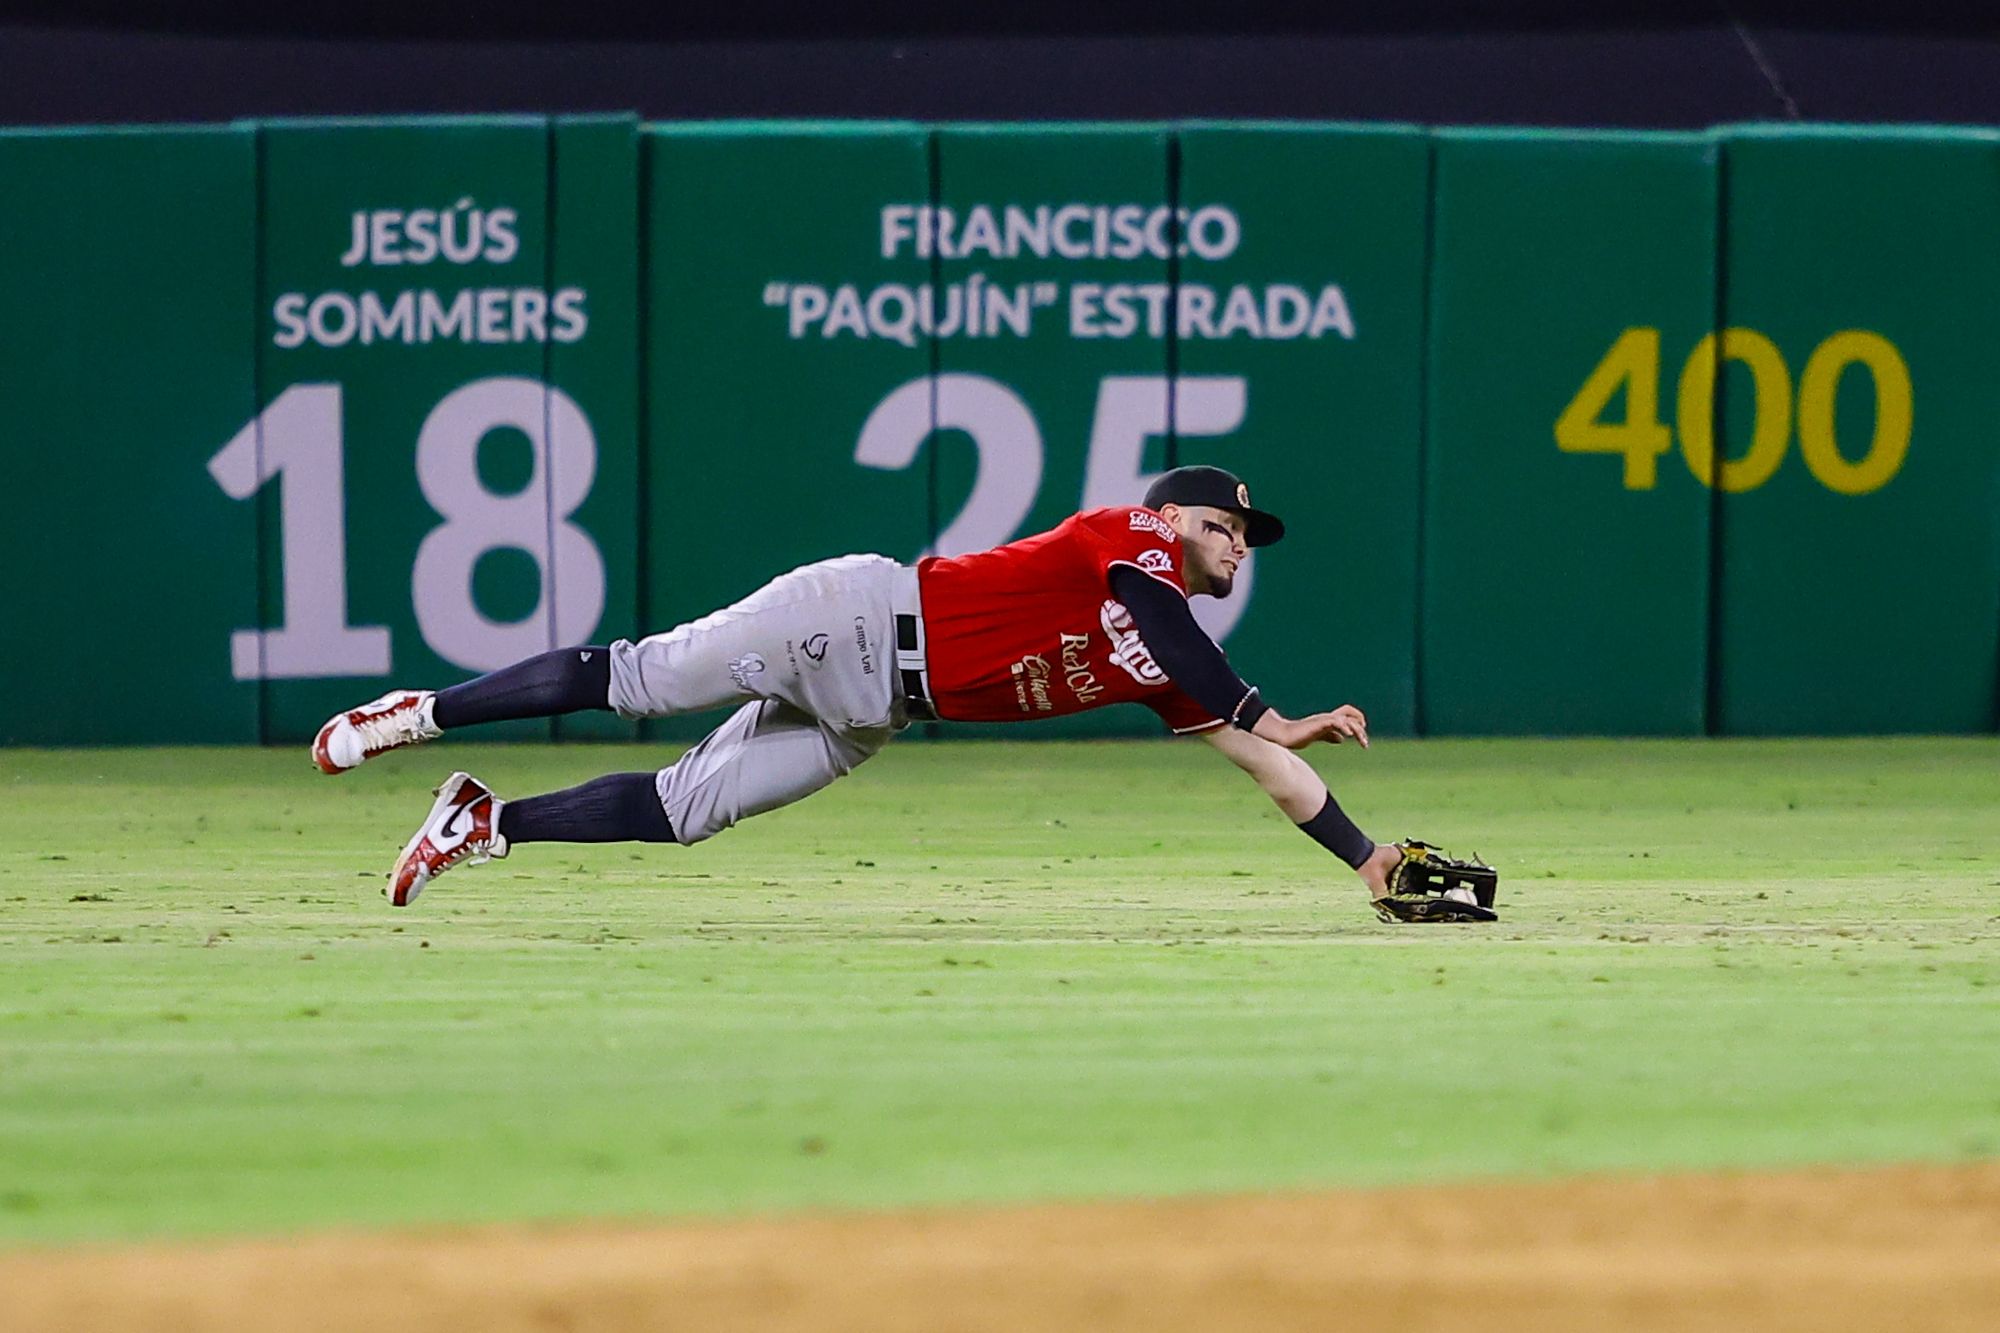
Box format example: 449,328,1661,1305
1372,840,1500,923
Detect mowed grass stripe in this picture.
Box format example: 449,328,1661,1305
1,738,1996,1243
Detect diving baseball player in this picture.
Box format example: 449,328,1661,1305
314,465,1498,922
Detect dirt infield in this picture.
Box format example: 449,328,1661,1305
7,1163,1999,1332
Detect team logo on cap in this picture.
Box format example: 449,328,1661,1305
1236,483,1250,506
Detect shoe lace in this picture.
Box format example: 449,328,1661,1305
436,835,494,870
356,699,436,756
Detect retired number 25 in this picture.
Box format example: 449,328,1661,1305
855,373,1254,643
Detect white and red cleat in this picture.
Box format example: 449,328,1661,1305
312,690,442,774
387,772,507,907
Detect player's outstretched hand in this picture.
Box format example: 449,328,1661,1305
1253,704,1369,751
1314,705,1369,747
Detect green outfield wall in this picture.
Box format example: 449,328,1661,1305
2,118,1996,744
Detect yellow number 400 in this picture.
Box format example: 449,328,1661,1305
1554,326,1912,496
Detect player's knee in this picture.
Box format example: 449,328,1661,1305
657,784,734,846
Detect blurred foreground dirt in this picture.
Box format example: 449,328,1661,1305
7,1163,1999,1332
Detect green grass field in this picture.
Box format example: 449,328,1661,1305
2,736,1996,1246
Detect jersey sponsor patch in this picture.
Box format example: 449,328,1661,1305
1136,548,1174,573
1010,652,1056,713
1128,510,1178,541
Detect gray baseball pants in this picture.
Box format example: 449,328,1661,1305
606,555,916,845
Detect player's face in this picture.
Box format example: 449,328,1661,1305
1170,504,1249,597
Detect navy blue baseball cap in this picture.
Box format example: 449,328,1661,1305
1142,465,1285,547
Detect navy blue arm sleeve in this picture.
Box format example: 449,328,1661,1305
1107,564,1269,732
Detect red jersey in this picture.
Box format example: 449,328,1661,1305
915,507,1225,733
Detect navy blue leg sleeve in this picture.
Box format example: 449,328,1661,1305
432,647,612,729
499,772,676,846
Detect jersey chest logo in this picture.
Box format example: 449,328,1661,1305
1100,600,1168,687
